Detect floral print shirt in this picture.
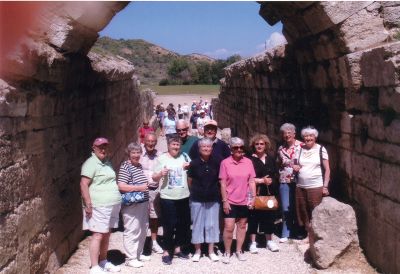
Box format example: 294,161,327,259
277,139,303,183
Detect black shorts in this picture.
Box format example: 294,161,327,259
223,204,249,219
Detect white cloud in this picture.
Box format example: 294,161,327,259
256,32,287,52
204,48,241,59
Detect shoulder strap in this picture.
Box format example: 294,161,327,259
320,145,325,177
298,147,303,165
182,152,189,162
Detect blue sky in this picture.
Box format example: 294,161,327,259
100,1,284,59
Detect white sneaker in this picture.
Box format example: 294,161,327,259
140,255,151,262
235,251,247,261
279,237,288,243
99,260,121,272
90,265,107,274
152,241,163,254
249,241,258,254
267,240,279,252
126,259,144,268
209,253,219,262
222,253,231,264
192,253,201,262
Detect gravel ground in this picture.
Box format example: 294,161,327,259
57,232,314,274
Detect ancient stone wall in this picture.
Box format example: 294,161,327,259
214,2,400,273
0,2,153,273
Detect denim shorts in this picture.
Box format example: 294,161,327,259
190,201,220,244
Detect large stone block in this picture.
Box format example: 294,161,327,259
381,162,400,202
303,1,372,35
0,80,28,117
383,6,400,28
351,153,381,192
360,48,397,88
355,137,400,165
379,87,400,113
340,8,389,52
310,197,359,269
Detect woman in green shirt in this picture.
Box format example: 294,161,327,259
80,137,122,274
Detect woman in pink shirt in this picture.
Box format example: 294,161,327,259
219,137,256,264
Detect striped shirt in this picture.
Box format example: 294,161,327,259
118,160,149,202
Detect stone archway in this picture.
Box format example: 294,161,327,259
0,2,399,273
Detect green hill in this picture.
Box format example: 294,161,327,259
91,36,215,85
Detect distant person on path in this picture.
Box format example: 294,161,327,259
138,120,155,144
177,104,184,119
190,108,200,137
139,133,163,255
181,102,190,120
189,120,230,163
162,108,177,139
176,119,198,154
152,135,191,265
247,134,280,254
196,110,210,137
117,143,150,268
277,123,303,242
220,137,256,264
191,100,197,112
296,126,330,241
188,138,221,262
80,137,121,274
157,103,165,130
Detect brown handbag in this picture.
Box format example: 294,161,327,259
254,185,279,210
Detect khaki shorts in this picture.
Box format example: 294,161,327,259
82,204,121,233
149,189,161,219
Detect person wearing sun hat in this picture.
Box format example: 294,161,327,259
80,137,122,274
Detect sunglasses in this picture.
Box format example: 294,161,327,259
255,142,265,146
176,128,189,133
232,146,244,150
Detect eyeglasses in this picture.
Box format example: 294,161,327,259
232,146,244,150
176,128,189,133
204,127,217,132
255,142,265,146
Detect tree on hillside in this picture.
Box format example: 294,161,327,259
226,54,242,65
167,58,189,81
196,61,212,84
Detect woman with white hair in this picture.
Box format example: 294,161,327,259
219,137,256,264
296,126,330,238
118,143,150,268
277,123,303,242
188,138,221,262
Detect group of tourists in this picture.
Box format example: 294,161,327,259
156,99,213,139
80,120,330,274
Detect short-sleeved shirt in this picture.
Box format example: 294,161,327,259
219,156,256,206
277,140,303,183
140,149,160,189
81,153,121,207
117,160,149,202
187,157,220,202
163,117,176,135
180,136,199,155
154,152,191,200
297,144,328,189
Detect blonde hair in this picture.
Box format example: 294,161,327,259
249,134,272,152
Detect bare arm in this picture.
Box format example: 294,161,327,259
80,176,92,217
152,166,169,182
187,177,193,189
220,179,231,214
249,178,256,208
322,159,331,195
118,182,148,193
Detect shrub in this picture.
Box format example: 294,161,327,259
159,78,169,86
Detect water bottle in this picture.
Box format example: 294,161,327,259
247,190,253,209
